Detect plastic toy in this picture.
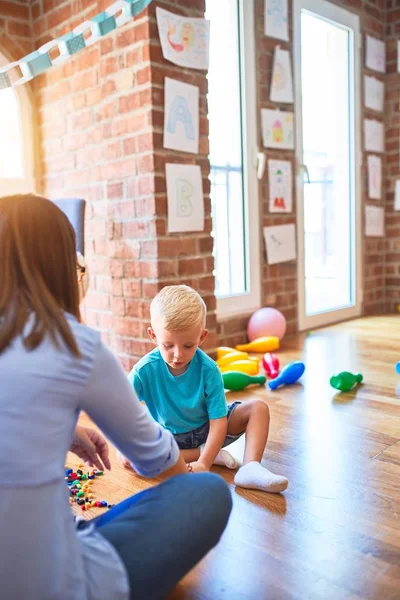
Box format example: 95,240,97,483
268,361,305,390
262,353,280,379
330,371,363,392
395,362,400,375
220,360,259,376
217,350,252,368
247,307,287,341
222,371,266,391
216,346,235,360
236,336,280,353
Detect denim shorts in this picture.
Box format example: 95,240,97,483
173,401,244,450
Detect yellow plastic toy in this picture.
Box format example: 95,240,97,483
217,351,259,368
216,346,235,360
236,336,279,353
220,360,259,376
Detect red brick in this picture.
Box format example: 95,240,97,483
0,1,29,19
100,37,114,55
122,280,143,298
71,69,98,92
6,20,31,37
47,3,72,29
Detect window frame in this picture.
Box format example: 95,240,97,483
212,0,261,320
0,51,36,196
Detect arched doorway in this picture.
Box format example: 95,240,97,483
0,51,35,195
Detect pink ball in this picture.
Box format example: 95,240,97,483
247,307,287,341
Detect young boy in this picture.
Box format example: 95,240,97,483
120,285,288,494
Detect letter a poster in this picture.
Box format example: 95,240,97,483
164,77,199,154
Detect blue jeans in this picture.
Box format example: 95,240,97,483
84,473,232,600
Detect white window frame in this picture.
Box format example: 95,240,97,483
215,0,261,319
0,51,36,196
293,0,362,330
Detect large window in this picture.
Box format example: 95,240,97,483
206,0,260,317
0,52,35,195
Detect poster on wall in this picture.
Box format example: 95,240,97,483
163,78,199,154
364,119,384,153
264,0,289,41
367,155,382,200
263,224,296,264
268,159,292,213
166,163,204,233
261,108,294,149
156,7,210,70
270,46,293,103
365,205,384,237
365,35,385,73
364,75,384,112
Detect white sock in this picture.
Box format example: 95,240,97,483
234,461,288,493
200,444,240,469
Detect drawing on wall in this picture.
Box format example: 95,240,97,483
164,78,199,154
261,109,294,149
365,35,385,73
264,0,288,41
364,119,384,153
367,155,382,200
365,205,384,237
270,46,293,103
264,224,296,265
364,75,384,112
156,7,210,70
268,159,292,213
166,163,204,233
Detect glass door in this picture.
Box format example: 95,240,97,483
294,0,362,330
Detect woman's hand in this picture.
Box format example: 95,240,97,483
70,426,111,471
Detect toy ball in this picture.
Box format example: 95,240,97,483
247,307,287,341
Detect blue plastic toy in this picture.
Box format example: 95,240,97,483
396,362,400,375
268,361,305,390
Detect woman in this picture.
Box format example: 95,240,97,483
0,194,232,600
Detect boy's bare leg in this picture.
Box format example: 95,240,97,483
180,448,201,463
227,400,288,494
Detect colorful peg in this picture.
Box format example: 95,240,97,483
268,361,305,390
222,371,266,391
330,371,363,392
216,346,235,360
217,351,250,367
262,353,280,379
220,360,259,376
236,336,280,353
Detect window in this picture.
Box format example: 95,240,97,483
0,51,35,195
206,0,261,318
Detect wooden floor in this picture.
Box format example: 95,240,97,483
68,316,400,600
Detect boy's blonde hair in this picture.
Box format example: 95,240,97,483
150,285,206,330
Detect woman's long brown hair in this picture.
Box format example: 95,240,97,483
0,194,81,356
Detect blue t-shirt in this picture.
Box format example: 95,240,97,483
128,348,228,434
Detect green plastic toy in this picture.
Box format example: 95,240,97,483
330,371,363,392
222,371,266,391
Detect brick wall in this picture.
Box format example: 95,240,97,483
218,0,387,348
385,0,400,313
0,0,32,62
0,0,393,366
30,0,212,371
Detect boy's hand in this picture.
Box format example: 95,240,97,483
188,460,210,473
